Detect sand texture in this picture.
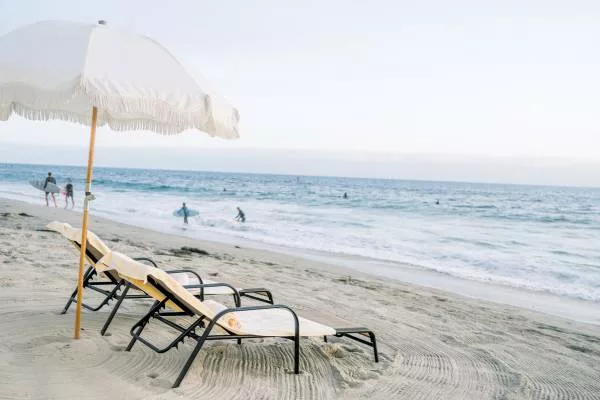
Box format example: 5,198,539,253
0,198,599,399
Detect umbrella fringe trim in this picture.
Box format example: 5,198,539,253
0,81,239,138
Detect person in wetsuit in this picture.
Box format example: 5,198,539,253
179,202,189,224
64,179,74,209
235,206,246,223
44,172,57,208
343,192,348,199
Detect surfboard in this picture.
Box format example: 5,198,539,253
29,180,60,193
173,208,199,217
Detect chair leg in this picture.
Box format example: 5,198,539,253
61,266,95,314
368,331,379,362
126,300,162,351
101,283,130,336
91,281,123,311
336,329,379,363
232,292,240,307
172,325,214,388
61,288,78,314
125,323,145,352
293,334,300,374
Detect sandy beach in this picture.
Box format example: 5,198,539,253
0,197,599,399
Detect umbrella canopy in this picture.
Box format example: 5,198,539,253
0,20,240,339
0,20,239,138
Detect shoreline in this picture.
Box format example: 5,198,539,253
0,197,599,399
216,236,600,326
2,195,598,326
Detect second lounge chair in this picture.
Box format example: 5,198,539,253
96,251,379,388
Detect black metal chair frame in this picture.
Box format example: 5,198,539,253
60,246,274,335
125,277,378,388
61,257,160,315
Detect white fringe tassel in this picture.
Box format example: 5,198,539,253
0,80,240,139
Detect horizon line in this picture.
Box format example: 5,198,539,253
2,161,598,191
3,141,600,163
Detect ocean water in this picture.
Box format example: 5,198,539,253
1,162,599,305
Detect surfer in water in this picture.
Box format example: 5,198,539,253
64,179,74,209
343,192,348,199
44,172,57,208
179,202,189,224
235,206,246,223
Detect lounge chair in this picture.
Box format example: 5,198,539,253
96,251,379,388
47,221,274,335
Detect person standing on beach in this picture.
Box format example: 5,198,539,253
179,202,189,224
64,179,74,209
235,206,246,223
44,172,57,208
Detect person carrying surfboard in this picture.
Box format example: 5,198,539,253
179,202,189,224
64,179,74,209
44,172,57,208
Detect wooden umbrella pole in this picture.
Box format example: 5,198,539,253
74,106,98,339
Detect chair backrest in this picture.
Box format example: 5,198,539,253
47,221,120,283
96,251,218,318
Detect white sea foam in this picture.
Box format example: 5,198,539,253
1,164,599,303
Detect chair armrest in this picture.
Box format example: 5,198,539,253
239,287,270,293
185,282,241,306
133,257,159,268
165,269,204,284
238,288,274,304
213,304,300,337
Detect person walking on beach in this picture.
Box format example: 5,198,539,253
178,202,190,224
44,172,57,208
64,179,74,209
235,206,246,223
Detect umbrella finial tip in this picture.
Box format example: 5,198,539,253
98,20,107,25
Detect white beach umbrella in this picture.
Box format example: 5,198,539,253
0,20,240,338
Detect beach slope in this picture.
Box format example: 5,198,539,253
0,198,598,399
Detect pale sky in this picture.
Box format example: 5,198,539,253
1,1,600,183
